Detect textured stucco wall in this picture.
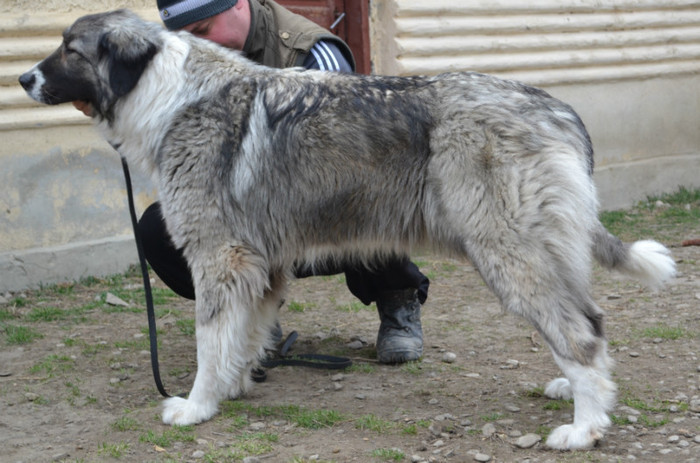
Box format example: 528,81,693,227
2,1,700,291
1,3,160,291
0,1,152,13
369,0,700,211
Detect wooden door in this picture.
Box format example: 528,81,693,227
276,0,370,74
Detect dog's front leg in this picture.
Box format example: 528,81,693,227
162,244,275,426
162,304,249,425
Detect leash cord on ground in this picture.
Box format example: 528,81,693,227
121,157,172,398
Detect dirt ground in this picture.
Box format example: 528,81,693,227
1,236,700,462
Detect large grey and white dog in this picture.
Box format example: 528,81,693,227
20,10,675,449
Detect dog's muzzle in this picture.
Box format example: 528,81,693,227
19,68,45,103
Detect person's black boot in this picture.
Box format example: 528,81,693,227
376,289,423,364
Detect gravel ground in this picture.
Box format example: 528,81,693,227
1,206,699,462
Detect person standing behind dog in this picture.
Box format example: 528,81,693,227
135,0,430,364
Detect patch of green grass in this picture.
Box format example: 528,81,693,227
32,394,50,405
65,381,81,399
621,396,666,413
650,186,700,205
139,425,195,447
618,393,685,429
155,307,182,319
400,419,431,435
45,282,76,296
283,405,344,429
225,413,249,430
221,401,344,430
608,338,629,347
79,275,103,287
287,300,315,313
400,361,423,375
26,305,95,324
639,324,687,340
98,441,129,458
521,386,545,398
335,301,374,313
599,186,700,242
638,414,669,428
610,414,631,426
535,425,552,440
481,412,503,422
81,340,110,356
64,380,96,406
112,416,141,432
58,337,109,356
346,363,375,374
416,419,430,428
201,432,280,462
221,401,276,419
176,318,195,336
439,262,458,272
168,366,191,378
26,306,67,322
114,337,154,351
0,308,17,322
30,354,75,377
371,448,405,461
4,324,43,345
355,414,395,433
599,210,645,239
10,297,27,308
543,399,573,411
107,286,178,308
232,432,278,451
140,326,164,337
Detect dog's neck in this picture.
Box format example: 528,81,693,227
96,32,192,182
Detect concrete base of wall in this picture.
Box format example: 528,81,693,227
0,236,138,293
595,153,700,211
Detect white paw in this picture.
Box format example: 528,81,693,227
544,377,573,400
162,396,217,426
546,423,603,450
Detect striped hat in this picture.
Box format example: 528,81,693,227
157,0,238,30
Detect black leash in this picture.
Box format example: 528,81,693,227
121,157,172,398
261,331,353,369
252,331,353,383
120,157,351,394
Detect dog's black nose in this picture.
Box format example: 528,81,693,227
19,72,35,90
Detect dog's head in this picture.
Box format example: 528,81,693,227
19,9,162,121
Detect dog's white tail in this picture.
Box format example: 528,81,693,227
593,225,676,290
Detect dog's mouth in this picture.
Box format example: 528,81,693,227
72,100,94,117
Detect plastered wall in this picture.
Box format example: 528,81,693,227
1,2,160,291
2,0,699,291
370,0,700,209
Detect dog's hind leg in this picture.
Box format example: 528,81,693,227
162,244,281,426
466,238,615,450
545,345,616,450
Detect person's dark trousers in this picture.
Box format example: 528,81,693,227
138,202,428,362
138,203,195,300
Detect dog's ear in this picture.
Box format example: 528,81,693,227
98,30,158,98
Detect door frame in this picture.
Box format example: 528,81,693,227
276,0,370,74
